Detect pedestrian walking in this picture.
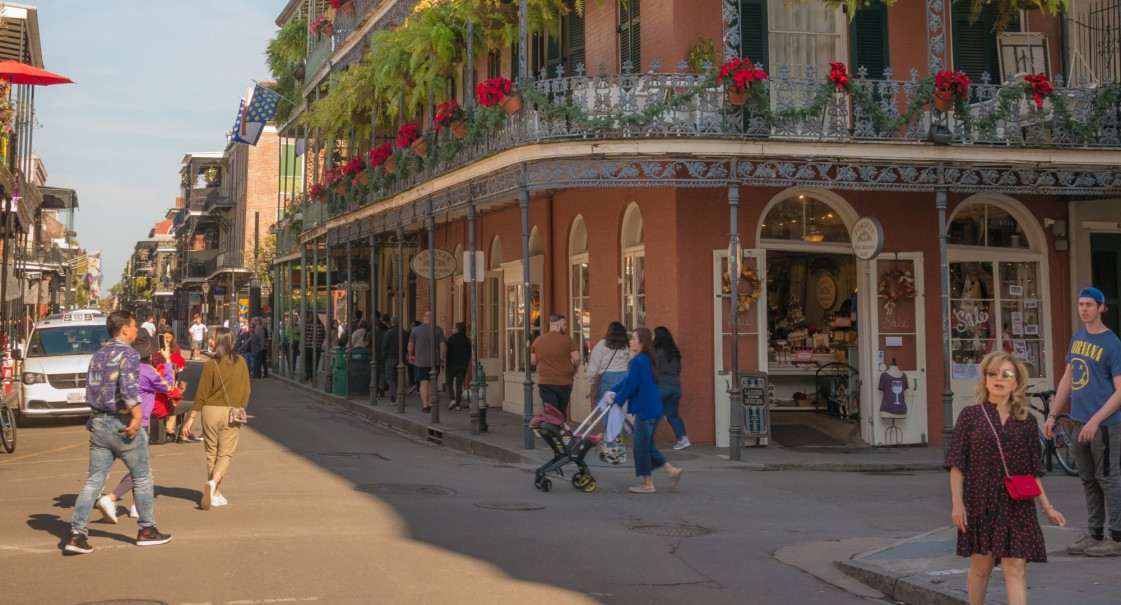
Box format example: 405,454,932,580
188,314,207,361
407,320,421,392
407,311,446,412
1044,286,1121,556
153,326,189,443
607,327,682,494
946,351,1066,605
586,321,632,402
445,322,471,410
653,326,690,450
530,314,580,419
249,318,265,378
347,319,371,351
179,327,251,510
65,311,173,554
141,315,156,336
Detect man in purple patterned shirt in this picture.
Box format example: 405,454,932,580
65,311,172,554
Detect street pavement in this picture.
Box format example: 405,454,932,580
0,361,1112,604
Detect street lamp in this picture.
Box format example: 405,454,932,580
35,248,47,318
249,273,261,319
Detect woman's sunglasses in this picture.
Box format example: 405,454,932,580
984,369,1016,381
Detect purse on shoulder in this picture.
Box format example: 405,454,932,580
980,404,1040,501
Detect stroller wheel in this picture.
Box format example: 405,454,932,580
540,478,553,492
582,478,596,493
572,473,591,489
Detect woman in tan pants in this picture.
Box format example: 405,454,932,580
180,327,250,510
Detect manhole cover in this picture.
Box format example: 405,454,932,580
75,601,168,605
630,524,713,538
474,501,546,511
357,483,456,496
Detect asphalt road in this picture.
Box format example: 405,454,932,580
0,361,1087,605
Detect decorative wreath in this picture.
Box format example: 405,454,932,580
878,267,917,316
723,264,761,312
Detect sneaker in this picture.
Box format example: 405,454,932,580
1085,536,1121,557
96,495,118,524
1067,533,1103,555
448,399,457,410
407,385,417,394
136,526,172,546
201,480,215,510
673,437,692,450
128,504,138,519
180,434,203,443
64,532,93,554
212,494,229,507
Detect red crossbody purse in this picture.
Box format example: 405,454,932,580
980,404,1041,501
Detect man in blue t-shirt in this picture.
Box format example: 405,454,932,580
1046,286,1121,557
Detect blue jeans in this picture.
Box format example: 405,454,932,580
71,415,156,536
598,370,628,401
632,417,667,478
658,383,687,440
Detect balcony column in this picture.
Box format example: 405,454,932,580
324,238,335,394
468,202,485,435
465,21,475,109
427,211,440,423
927,0,947,73
937,165,954,451
727,181,743,461
518,0,528,79
369,234,378,406
312,240,320,388
520,186,534,449
300,244,308,383
395,225,407,413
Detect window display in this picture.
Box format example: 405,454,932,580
950,260,1045,378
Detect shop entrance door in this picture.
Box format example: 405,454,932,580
1091,233,1121,336
712,248,766,448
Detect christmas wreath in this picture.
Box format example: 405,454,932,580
878,267,917,315
723,263,761,312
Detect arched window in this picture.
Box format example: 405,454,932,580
621,203,645,331
760,194,850,244
480,237,501,360
569,216,590,364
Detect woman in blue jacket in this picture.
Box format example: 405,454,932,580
610,327,683,493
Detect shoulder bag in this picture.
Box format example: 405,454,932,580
588,349,618,400
980,404,1039,500
214,359,247,426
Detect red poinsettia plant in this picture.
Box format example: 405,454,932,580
934,70,972,99
434,100,464,127
829,62,850,92
717,57,768,91
1023,73,1054,109
310,15,333,35
476,77,514,106
368,143,392,167
324,167,342,185
330,0,344,7
308,183,326,201
395,123,420,148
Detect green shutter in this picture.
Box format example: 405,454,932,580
620,0,640,70
566,0,586,75
738,0,768,70
850,4,888,79
951,3,1020,83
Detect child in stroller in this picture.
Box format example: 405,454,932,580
530,403,611,493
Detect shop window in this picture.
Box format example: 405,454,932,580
570,217,590,363
760,195,849,244
505,283,542,373
948,202,1030,249
621,204,645,331
950,260,1046,378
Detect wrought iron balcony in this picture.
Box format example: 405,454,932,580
203,190,233,213
215,250,244,271
301,62,1121,225
305,30,336,81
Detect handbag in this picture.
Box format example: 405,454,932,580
214,360,247,426
980,404,1040,501
588,349,619,400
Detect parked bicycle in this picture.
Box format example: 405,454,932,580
1028,389,1076,476
0,391,16,453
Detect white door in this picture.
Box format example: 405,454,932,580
712,248,767,448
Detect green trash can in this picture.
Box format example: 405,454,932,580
347,349,372,398
332,347,347,396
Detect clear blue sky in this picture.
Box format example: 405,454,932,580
33,1,280,290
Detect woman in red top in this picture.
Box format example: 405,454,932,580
945,352,1066,605
153,326,187,442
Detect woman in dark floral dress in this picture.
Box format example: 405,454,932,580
946,352,1066,605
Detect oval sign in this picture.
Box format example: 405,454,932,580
411,249,457,280
851,216,884,261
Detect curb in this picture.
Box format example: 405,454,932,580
835,560,967,605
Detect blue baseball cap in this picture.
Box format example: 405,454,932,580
1078,286,1105,305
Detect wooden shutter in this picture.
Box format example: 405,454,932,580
619,0,640,70
951,3,1020,83
850,3,888,78
546,28,562,78
566,0,586,75
738,0,768,70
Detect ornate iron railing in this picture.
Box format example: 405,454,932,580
305,31,335,80
299,63,1121,224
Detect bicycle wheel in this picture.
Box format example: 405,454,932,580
1052,414,1078,477
0,401,15,453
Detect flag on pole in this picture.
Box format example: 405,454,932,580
245,83,281,124
228,98,262,145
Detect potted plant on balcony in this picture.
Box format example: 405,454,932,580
204,167,220,186
326,167,344,194
369,142,394,174
308,182,327,203
933,70,971,112
1023,72,1054,109
829,62,850,93
311,15,334,37
434,100,467,139
477,76,521,114
342,156,367,186
717,56,768,106
397,123,424,157
331,0,355,16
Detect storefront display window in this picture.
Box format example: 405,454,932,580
571,258,590,363
950,260,1045,378
505,283,541,373
948,202,1030,249
623,252,645,331
759,196,848,243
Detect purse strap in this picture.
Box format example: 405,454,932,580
979,403,1013,479
213,359,232,407
599,349,618,377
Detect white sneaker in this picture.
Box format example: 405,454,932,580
448,399,457,410
673,437,691,450
201,480,215,510
128,504,139,519
212,494,228,507
96,495,118,524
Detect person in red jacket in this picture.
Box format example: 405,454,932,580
153,326,188,442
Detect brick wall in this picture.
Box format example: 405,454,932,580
242,128,281,263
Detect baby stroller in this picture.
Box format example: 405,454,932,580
530,403,612,493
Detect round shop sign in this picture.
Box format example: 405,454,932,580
411,249,457,280
851,216,884,261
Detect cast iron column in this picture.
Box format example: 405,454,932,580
324,239,334,394
937,165,954,451
396,225,407,413
427,213,440,423
520,186,534,449
728,182,743,460
468,203,482,434
519,0,528,80
300,244,308,383
369,234,378,405
312,240,320,389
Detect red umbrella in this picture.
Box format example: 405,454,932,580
0,60,73,85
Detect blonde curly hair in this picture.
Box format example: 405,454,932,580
974,352,1030,421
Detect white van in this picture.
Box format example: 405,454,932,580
12,311,109,425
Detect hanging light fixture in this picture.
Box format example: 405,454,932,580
802,197,825,242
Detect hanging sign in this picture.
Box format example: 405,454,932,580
462,251,486,282
411,249,457,280
851,217,884,260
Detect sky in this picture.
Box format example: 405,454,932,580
32,1,281,288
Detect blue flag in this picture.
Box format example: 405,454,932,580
246,83,281,124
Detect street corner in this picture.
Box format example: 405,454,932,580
835,527,970,605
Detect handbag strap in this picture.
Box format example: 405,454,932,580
599,349,618,377
213,359,232,407
979,403,1013,479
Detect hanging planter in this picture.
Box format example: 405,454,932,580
933,89,955,112
718,57,768,108
384,155,395,174
434,100,467,138
449,119,467,139
310,15,334,36
410,137,427,157
499,89,523,114
726,87,749,106
933,70,971,113
334,0,355,16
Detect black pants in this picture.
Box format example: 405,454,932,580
255,350,268,377
445,365,468,404
538,383,574,420
304,347,318,381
